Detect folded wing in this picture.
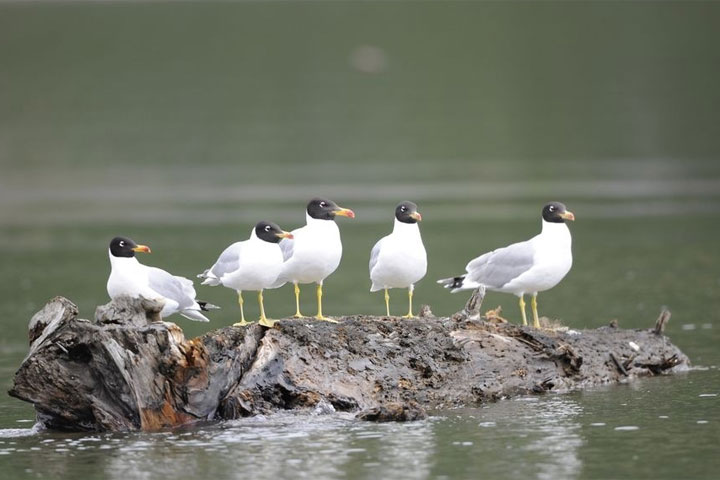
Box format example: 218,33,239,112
147,267,196,311
465,241,536,289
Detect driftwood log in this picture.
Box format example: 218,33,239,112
9,294,689,432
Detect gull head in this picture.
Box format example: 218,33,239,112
542,202,575,223
109,236,151,258
307,197,355,220
395,201,422,223
255,221,293,243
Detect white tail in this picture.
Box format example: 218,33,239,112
197,270,221,286
180,309,210,322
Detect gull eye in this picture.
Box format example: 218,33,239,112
319,202,327,208
265,225,271,232
119,241,125,247
549,206,555,212
401,206,406,212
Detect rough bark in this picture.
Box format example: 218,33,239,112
9,295,689,432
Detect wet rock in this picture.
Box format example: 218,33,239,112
9,296,690,432
356,402,427,422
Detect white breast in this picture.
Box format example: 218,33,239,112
107,254,156,300
501,221,573,295
281,217,343,284
370,220,427,291
221,239,285,291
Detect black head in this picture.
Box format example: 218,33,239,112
395,201,422,224
109,236,151,258
542,202,575,223
306,197,355,220
255,221,293,243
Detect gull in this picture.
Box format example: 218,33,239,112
271,197,355,321
438,202,575,328
107,236,218,322
198,221,293,327
369,201,427,317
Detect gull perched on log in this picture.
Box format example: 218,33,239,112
107,236,218,322
438,202,575,328
198,221,293,327
369,201,427,317
270,197,355,321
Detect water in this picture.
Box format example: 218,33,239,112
0,375,718,479
2,1,720,479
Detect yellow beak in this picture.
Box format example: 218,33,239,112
276,231,294,239
334,207,355,219
410,211,422,221
132,244,151,253
560,211,575,221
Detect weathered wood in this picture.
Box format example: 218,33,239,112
453,286,486,320
610,352,629,376
9,296,690,431
654,307,672,335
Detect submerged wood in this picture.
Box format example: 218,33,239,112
9,295,689,432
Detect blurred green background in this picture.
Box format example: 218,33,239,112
1,1,719,478
2,0,719,341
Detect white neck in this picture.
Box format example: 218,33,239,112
392,218,421,236
109,249,140,267
306,212,335,227
540,219,571,245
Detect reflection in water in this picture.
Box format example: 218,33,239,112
0,424,40,439
522,398,584,480
1,375,718,480
103,410,435,480
466,396,584,480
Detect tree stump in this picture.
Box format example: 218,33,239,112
8,296,689,431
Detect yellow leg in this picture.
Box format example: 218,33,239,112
233,291,252,327
519,295,528,326
293,283,303,318
531,293,540,329
402,287,414,318
315,283,338,323
258,290,275,327
384,288,391,317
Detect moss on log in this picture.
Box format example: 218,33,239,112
9,295,688,432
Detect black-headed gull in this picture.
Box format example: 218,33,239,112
438,202,575,328
198,221,293,327
107,236,218,322
369,201,427,317
271,198,355,322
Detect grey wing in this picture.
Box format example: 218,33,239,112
147,267,196,310
279,237,294,262
465,241,536,289
210,242,243,279
369,237,385,275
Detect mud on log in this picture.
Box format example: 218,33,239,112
9,295,689,432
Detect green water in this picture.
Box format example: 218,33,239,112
1,1,720,479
